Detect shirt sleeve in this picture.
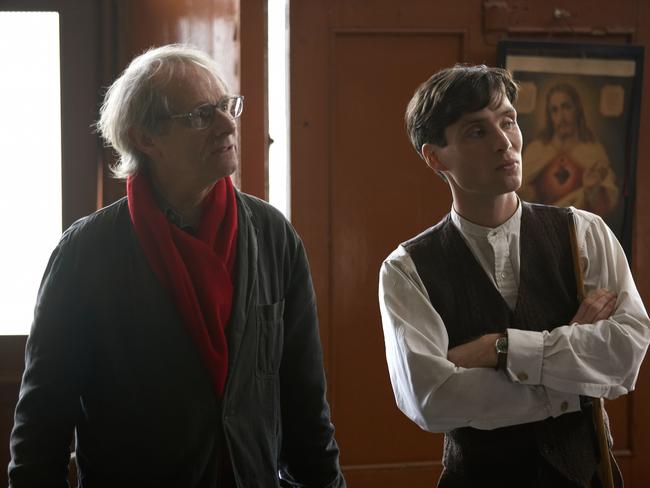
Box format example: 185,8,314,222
507,208,650,399
379,246,580,433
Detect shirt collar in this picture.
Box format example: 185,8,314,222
152,188,197,234
450,198,521,238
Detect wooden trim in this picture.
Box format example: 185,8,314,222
239,0,268,199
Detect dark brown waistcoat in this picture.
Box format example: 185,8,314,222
403,203,600,487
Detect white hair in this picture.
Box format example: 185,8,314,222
96,44,230,179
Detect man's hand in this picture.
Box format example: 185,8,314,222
571,288,617,325
447,333,501,369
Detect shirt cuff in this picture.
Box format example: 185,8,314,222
546,389,581,417
506,328,544,385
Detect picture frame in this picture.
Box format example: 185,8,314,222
497,40,644,260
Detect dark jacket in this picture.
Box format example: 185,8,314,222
9,191,345,488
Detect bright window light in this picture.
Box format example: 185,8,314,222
268,0,290,218
0,12,62,335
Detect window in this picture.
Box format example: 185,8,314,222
268,0,290,218
0,12,62,334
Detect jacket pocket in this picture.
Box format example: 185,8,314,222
256,300,284,377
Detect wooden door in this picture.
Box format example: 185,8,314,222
290,1,650,486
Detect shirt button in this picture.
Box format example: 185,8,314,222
517,372,528,382
560,401,569,412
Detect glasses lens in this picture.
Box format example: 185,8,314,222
233,97,243,118
191,104,214,129
222,96,243,118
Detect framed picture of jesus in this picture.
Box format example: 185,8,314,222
498,40,644,260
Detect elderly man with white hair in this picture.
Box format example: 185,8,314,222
8,44,345,488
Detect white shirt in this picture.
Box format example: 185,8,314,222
379,205,650,433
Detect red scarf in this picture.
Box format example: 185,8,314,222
127,172,238,396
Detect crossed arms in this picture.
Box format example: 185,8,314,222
379,210,650,433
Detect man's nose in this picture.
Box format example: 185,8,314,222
212,109,237,135
493,127,512,152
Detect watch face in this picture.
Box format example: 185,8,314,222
496,336,508,354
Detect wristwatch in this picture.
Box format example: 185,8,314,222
494,334,508,371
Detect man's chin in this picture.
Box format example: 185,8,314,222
505,176,523,194
216,157,239,178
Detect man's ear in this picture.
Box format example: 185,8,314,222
129,126,158,158
421,143,449,173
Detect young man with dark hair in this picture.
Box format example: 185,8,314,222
380,64,649,487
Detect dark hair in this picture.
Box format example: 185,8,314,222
539,83,595,143
405,64,519,155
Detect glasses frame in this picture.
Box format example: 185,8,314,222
167,95,244,130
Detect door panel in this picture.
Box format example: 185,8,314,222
291,1,650,486
331,31,461,466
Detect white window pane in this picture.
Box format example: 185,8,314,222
0,12,62,335
268,0,290,219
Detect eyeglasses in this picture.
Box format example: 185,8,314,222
167,95,244,130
